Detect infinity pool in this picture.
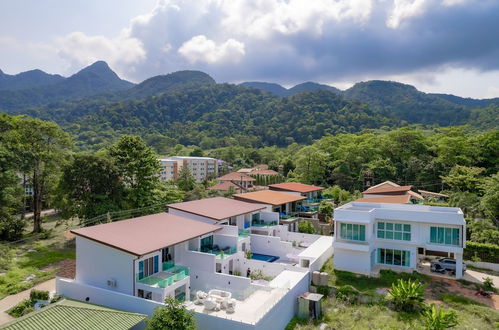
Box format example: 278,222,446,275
251,253,279,262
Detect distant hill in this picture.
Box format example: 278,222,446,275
0,61,133,110
114,70,216,100
343,80,470,126
240,81,340,97
0,68,64,91
429,93,499,108
240,82,289,97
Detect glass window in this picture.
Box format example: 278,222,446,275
378,248,410,267
339,223,366,241
377,221,410,241
430,226,460,246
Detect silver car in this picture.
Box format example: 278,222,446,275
430,258,466,274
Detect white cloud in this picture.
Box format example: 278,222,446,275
56,31,145,78
178,35,245,64
387,0,428,29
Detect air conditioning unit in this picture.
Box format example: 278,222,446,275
107,279,117,287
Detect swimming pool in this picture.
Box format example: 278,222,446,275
251,253,279,262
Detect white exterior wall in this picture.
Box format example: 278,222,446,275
75,236,136,295
250,234,294,260
333,202,466,278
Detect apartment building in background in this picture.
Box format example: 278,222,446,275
158,156,218,182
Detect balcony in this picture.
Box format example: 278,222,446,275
252,220,279,227
136,264,189,289
200,246,238,259
238,229,250,239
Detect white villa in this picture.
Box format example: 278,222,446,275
56,197,333,330
332,202,466,278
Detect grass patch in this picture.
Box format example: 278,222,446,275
18,246,75,269
0,216,77,300
440,293,487,307
0,267,55,300
320,258,428,293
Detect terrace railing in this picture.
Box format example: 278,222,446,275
136,264,190,289
252,220,278,227
238,229,250,238
200,246,237,259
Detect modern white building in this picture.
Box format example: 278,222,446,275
158,156,218,182
332,202,466,278
57,197,333,330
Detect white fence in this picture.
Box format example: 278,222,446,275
464,260,499,272
57,278,162,316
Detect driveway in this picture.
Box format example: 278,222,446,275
0,279,56,326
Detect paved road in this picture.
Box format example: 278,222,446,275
0,279,56,326
464,269,499,288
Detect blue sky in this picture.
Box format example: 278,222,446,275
1,0,499,98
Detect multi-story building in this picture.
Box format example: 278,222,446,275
332,201,466,278
56,197,333,330
158,156,218,183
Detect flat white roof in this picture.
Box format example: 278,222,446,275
338,202,463,214
298,236,333,259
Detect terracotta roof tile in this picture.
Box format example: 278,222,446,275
363,185,412,194
268,182,324,193
207,181,244,192
168,197,266,220
71,213,221,256
217,172,256,182
355,195,411,204
234,190,305,205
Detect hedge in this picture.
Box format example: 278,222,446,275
464,241,499,264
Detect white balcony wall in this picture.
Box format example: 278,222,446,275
216,225,238,237
189,269,252,299
237,258,308,278
260,211,279,222
176,244,216,272
213,234,238,250
75,236,135,296
250,234,293,260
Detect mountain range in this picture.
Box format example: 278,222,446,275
0,61,497,150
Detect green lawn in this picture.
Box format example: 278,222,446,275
0,217,77,300
286,260,499,330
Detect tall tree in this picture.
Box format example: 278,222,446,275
108,135,161,208
176,166,196,192
11,117,72,233
480,172,499,226
0,115,24,240
56,154,123,221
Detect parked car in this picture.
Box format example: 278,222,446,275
430,258,466,274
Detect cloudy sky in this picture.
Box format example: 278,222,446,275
1,0,499,98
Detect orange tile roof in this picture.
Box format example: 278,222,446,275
355,195,411,204
249,169,280,176
207,181,244,192
268,182,324,193
363,185,412,194
217,172,256,182
168,197,266,220
234,190,305,205
71,213,221,256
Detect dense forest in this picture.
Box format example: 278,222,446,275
0,62,497,247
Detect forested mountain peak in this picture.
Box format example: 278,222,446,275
240,81,340,97
66,61,134,90
240,82,289,96
123,70,216,99
0,68,64,91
